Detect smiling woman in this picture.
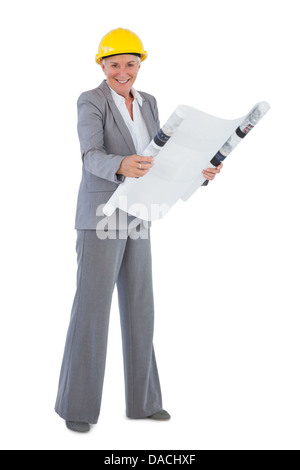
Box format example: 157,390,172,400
54,27,172,434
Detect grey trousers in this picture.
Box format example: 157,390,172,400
55,226,162,424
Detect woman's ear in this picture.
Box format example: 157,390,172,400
100,59,106,74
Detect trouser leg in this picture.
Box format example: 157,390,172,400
117,226,163,418
55,230,127,424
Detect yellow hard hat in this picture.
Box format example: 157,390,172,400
95,28,148,64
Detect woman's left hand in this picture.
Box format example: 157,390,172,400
202,163,223,181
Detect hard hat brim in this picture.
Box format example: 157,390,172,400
96,51,147,64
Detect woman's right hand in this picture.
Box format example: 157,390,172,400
117,155,155,178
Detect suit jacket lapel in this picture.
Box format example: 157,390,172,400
99,81,136,154
99,80,158,155
139,99,158,140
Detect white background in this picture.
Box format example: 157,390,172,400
1,0,299,451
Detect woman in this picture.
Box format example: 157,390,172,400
55,28,222,433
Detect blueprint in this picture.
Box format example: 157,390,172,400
103,102,270,222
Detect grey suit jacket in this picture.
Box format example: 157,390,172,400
74,80,160,229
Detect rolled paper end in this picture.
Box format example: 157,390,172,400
103,203,116,217
174,105,187,119
238,100,271,136
259,101,271,116
249,101,271,124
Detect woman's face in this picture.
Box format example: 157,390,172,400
101,54,141,98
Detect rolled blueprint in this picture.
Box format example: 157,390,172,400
143,106,185,156
104,106,186,216
181,101,270,199
103,102,270,221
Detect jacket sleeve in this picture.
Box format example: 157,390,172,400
77,92,125,184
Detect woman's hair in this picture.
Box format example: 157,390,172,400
102,54,141,65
